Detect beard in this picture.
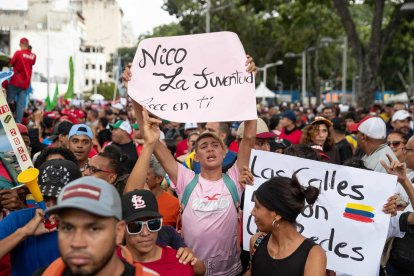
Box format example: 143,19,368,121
64,238,117,276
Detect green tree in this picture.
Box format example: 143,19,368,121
333,0,406,106
87,82,118,101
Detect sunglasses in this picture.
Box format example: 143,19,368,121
85,164,115,174
127,218,163,235
387,141,403,147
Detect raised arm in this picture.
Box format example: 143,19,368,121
381,154,414,209
236,55,257,172
237,119,256,172
124,108,160,193
126,70,179,184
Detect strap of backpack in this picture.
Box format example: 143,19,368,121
180,174,199,212
222,173,240,208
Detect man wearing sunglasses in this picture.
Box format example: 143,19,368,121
120,189,205,275
39,177,157,276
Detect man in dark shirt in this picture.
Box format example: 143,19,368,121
110,120,138,174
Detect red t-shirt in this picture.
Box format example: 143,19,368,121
117,246,194,276
279,127,302,144
9,49,36,89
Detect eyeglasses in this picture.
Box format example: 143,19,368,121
387,141,403,147
85,164,115,174
126,218,163,235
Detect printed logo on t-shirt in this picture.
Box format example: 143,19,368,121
192,194,230,213
204,193,221,200
131,195,146,209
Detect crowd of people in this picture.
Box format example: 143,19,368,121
0,48,414,276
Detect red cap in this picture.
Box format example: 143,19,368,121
256,132,277,139
72,110,85,118
347,116,373,133
16,123,28,135
20,38,29,45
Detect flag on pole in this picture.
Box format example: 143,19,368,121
45,90,52,111
51,81,59,109
64,56,74,100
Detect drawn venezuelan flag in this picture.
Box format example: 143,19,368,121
343,203,375,223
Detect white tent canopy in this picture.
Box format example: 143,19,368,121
255,82,275,98
386,92,408,103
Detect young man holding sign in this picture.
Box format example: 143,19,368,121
125,56,257,275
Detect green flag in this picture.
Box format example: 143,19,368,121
64,56,74,100
45,90,52,111
51,81,59,109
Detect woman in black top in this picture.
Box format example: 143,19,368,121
247,176,326,276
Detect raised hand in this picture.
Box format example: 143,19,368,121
380,153,407,184
121,67,132,89
0,188,26,211
246,55,257,76
382,195,398,216
21,209,55,236
239,165,254,189
142,107,162,145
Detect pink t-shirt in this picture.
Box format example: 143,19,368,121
172,163,242,275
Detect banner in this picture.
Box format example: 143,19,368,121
0,72,32,171
243,150,397,276
128,32,257,123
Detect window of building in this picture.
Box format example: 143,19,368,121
92,79,96,85
100,65,103,71
85,64,89,70
85,79,89,85
92,64,95,69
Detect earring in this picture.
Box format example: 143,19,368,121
272,219,280,228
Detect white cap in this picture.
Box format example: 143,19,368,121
358,117,386,139
392,110,411,122
184,122,197,131
110,120,132,135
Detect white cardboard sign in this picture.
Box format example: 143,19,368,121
243,150,397,276
128,32,257,123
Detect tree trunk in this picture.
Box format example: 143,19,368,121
333,0,402,107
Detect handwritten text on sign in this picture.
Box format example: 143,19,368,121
128,32,257,123
243,150,396,276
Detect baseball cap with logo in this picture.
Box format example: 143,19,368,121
68,124,93,140
46,176,122,220
358,117,386,139
122,190,162,223
110,120,132,135
392,110,411,122
39,159,81,197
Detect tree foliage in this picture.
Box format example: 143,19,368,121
117,0,414,106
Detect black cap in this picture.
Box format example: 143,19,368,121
39,159,81,197
332,117,346,133
49,121,74,141
122,190,162,223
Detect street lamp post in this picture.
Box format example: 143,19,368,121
352,75,359,107
258,60,283,104
302,51,306,106
285,52,307,105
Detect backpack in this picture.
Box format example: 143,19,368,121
178,173,242,252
